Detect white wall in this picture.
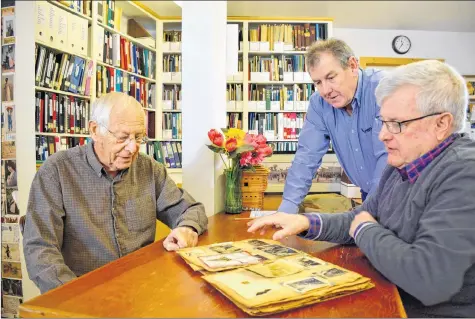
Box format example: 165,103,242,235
333,28,475,75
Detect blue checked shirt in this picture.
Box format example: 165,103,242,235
279,68,388,214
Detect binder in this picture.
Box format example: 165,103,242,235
46,3,59,48
67,13,80,54
77,16,89,56
35,1,49,43
56,8,69,50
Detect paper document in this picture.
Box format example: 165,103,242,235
250,211,277,218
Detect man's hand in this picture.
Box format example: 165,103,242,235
163,226,198,251
247,212,310,241
349,211,377,238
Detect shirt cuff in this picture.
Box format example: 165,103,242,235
354,222,374,240
278,200,299,214
298,213,322,240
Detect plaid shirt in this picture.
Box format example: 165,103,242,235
23,142,208,294
397,134,459,183
299,134,459,240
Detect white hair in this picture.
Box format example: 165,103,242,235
375,60,468,132
90,92,142,135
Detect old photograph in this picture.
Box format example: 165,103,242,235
2,243,20,262
5,188,19,215
321,268,347,278
1,44,15,72
295,256,324,268
2,278,23,297
256,244,298,257
199,252,262,269
208,243,242,254
283,276,329,294
2,261,22,279
4,160,16,187
2,74,14,102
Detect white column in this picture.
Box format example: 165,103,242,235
15,1,41,300
181,1,227,216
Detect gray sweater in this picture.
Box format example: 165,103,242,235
317,135,475,317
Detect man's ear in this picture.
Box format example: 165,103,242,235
436,113,454,141
89,121,99,143
348,56,359,75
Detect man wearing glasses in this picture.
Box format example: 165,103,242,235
278,39,387,216
248,60,475,317
23,92,208,294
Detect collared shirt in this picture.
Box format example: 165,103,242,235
23,142,208,294
397,133,458,183
279,68,388,214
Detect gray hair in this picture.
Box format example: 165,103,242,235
375,60,468,132
90,92,142,135
305,38,356,70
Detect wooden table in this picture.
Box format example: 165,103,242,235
20,212,407,318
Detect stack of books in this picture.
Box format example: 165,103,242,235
176,239,374,316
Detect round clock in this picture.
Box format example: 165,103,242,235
392,35,411,55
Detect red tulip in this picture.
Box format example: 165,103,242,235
225,137,237,152
208,129,224,147
240,151,252,166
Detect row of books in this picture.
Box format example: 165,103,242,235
163,30,181,43
227,84,243,102
163,85,182,110
35,44,93,96
143,141,183,169
56,0,92,17
268,141,334,154
249,84,315,102
97,0,119,29
227,113,242,129
98,28,156,79
248,23,328,51
162,113,182,140
248,55,306,79
96,65,156,108
35,92,90,135
35,1,89,57
248,112,305,140
36,136,88,161
163,55,181,73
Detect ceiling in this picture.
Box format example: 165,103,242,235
144,1,475,32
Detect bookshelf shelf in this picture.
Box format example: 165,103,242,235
47,0,92,22
34,86,91,99
251,110,307,113
35,39,91,61
163,81,182,85
143,107,156,112
162,109,181,112
96,60,157,82
248,50,306,55
469,95,475,99
249,81,314,85
97,22,156,52
35,132,90,138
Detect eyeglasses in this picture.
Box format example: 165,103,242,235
98,123,149,145
376,112,443,134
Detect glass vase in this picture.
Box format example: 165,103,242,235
224,167,243,214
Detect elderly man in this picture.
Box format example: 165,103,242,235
23,92,208,294
248,60,475,317
279,39,387,213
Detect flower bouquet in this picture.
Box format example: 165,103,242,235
207,128,273,214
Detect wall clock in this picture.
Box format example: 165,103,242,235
392,35,411,55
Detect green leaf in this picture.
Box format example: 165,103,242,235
221,128,229,134
206,144,224,153
235,144,254,154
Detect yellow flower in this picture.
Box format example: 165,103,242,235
224,128,246,147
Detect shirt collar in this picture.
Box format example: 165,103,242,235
350,68,363,110
86,141,105,177
397,133,459,183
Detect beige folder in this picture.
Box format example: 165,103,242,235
35,1,49,44
55,7,69,51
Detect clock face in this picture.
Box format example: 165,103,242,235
392,36,411,54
